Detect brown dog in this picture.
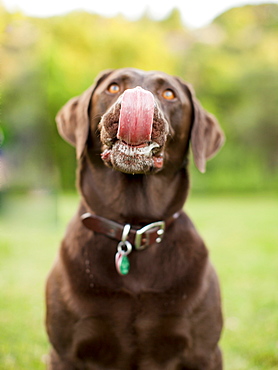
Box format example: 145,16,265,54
46,68,225,369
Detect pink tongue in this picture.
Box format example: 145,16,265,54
117,86,155,145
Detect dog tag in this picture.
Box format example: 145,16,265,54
115,241,132,275
115,252,130,275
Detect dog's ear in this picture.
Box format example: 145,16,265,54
186,84,225,173
56,69,114,159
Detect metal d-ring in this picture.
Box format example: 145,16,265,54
121,224,131,243
116,224,132,256
117,240,132,256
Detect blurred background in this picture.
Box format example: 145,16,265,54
0,1,278,369
1,1,278,193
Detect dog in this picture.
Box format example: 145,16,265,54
46,68,225,369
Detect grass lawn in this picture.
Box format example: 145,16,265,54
1,192,278,369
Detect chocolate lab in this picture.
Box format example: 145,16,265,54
46,68,225,369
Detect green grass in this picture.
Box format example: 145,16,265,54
1,192,278,369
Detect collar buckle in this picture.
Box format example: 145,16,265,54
134,221,165,250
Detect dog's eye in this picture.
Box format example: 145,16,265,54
107,83,120,94
162,89,175,100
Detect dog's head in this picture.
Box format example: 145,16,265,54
56,68,224,175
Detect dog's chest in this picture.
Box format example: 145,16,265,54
73,291,191,368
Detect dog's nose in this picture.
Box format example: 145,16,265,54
117,86,155,146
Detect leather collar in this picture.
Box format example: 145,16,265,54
81,212,180,250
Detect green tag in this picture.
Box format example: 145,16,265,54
115,252,130,275
120,255,130,275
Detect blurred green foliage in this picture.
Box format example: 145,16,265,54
1,4,278,192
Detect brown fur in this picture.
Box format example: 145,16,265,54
46,68,225,369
